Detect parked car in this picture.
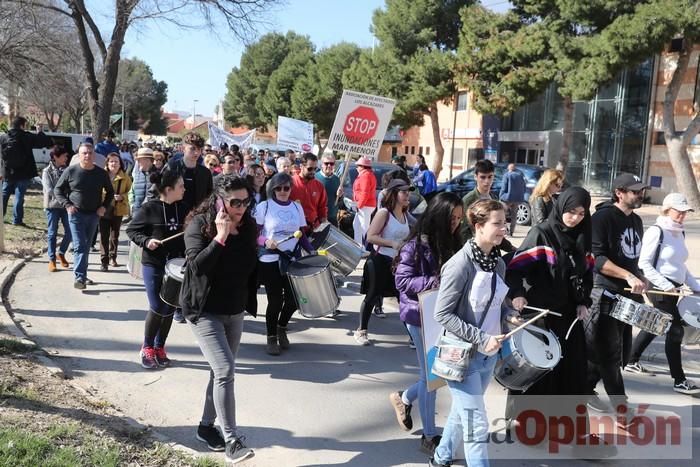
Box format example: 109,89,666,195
435,163,545,225
334,161,427,238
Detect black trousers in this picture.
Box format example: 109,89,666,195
585,288,632,404
99,215,123,265
258,261,297,336
358,253,397,331
629,292,686,383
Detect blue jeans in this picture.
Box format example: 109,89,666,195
46,209,72,261
2,178,30,224
404,323,437,437
142,264,175,317
68,211,99,281
433,353,498,467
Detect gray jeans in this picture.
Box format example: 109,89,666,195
189,312,245,442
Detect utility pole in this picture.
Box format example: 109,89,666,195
192,99,198,129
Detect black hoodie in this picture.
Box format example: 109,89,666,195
591,200,644,293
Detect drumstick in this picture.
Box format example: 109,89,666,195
522,305,563,317
565,317,580,341
504,310,552,339
623,288,690,297
276,230,302,245
158,231,185,244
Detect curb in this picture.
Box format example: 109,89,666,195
0,256,203,459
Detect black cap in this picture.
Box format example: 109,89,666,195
612,173,649,191
386,179,415,192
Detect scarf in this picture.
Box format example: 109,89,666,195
656,215,684,233
469,238,499,272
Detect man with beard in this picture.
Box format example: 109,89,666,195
290,152,328,230
585,173,648,424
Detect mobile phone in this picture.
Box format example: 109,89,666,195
216,198,225,212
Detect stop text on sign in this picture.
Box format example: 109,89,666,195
343,106,379,145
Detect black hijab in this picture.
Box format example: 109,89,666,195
547,186,592,275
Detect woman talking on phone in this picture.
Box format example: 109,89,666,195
126,170,186,370
181,175,258,463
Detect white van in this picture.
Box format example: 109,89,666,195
32,132,87,171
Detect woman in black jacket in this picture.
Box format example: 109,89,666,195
505,187,615,455
126,170,186,370
181,175,257,464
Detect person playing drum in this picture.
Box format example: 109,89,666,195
391,192,464,455
429,199,517,467
255,172,315,356
584,173,648,421
181,175,258,462
506,187,616,455
625,193,700,394
126,170,186,369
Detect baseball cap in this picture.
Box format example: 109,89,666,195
81,136,94,146
612,173,649,191
356,156,372,168
136,147,154,159
385,179,415,192
662,192,694,212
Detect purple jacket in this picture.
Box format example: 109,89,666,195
395,237,440,326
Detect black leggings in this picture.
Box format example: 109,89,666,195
358,253,396,331
629,292,686,383
259,261,298,336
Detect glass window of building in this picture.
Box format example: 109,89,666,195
457,92,468,111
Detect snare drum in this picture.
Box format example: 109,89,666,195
610,295,673,335
127,242,143,279
160,258,186,308
287,255,340,318
495,326,562,391
678,295,700,345
312,223,363,276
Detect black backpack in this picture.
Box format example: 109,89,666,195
0,133,24,170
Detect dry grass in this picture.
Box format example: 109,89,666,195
2,186,50,258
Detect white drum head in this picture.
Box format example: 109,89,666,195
681,310,700,329
515,328,561,369
679,296,700,317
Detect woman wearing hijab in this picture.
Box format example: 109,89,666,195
506,187,615,455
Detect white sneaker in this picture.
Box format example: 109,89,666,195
354,329,371,346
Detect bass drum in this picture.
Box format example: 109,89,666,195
287,255,340,318
312,223,363,277
160,258,186,308
678,295,700,345
127,242,143,279
495,326,562,391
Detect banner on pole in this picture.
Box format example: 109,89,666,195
327,90,396,159
207,122,255,149
276,116,314,153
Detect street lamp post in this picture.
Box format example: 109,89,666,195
192,99,198,129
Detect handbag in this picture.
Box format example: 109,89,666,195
432,272,498,382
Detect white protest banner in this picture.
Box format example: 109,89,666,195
207,122,255,149
327,90,396,159
276,116,314,153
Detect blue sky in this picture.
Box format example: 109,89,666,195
120,0,386,116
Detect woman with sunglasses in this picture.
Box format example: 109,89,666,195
355,179,412,345
255,172,315,355
529,169,564,225
153,151,166,172
246,163,267,204
126,170,186,370
181,175,258,463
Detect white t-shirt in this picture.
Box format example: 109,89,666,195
254,199,306,263
469,266,509,354
376,208,410,258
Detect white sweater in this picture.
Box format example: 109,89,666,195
638,224,700,292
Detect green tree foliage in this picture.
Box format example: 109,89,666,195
115,58,168,135
458,0,700,206
291,43,362,151
343,0,472,176
224,32,314,130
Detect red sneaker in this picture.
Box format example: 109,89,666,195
140,346,158,369
154,346,171,367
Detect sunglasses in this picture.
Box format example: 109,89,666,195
323,162,335,166
274,185,291,193
224,197,252,208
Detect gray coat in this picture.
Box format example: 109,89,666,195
42,162,65,210
434,243,514,348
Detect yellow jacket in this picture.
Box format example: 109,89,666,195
105,170,133,217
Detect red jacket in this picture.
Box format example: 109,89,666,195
353,169,377,209
290,174,328,228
